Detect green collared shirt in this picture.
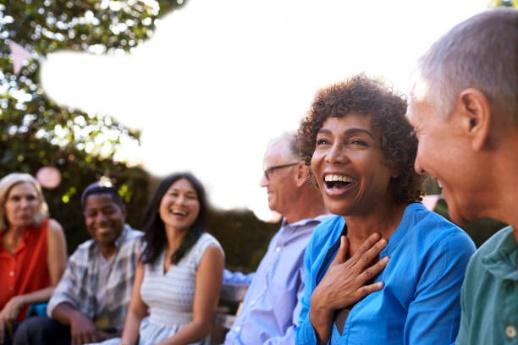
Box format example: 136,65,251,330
457,226,518,345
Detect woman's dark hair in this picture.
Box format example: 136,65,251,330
141,172,208,265
298,75,423,204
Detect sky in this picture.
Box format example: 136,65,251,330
40,0,489,221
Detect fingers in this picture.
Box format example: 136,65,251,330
355,232,382,256
352,236,387,270
330,236,349,266
357,280,385,299
360,256,389,283
72,332,91,345
74,333,89,345
79,331,102,345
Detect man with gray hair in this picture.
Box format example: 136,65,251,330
406,8,518,345
223,132,328,345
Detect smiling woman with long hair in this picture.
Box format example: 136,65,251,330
90,172,224,345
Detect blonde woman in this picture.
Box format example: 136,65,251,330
0,173,67,344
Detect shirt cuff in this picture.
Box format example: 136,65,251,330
46,295,76,318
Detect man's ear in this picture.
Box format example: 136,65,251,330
295,163,310,187
457,88,491,151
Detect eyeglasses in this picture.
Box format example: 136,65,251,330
263,162,299,181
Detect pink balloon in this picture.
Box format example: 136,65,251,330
36,166,62,189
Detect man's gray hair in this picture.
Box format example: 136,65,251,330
417,8,518,122
268,131,301,160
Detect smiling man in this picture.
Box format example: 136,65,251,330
223,132,328,345
14,182,142,345
407,8,518,345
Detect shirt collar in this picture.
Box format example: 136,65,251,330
114,224,132,248
481,226,518,281
281,214,329,229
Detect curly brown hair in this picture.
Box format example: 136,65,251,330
297,75,423,204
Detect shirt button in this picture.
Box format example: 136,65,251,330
275,247,281,253
9,271,14,276
234,326,241,333
505,325,517,339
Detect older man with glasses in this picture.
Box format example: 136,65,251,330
223,132,328,345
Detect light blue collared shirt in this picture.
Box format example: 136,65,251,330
224,215,328,345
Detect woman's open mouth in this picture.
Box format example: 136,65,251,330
323,174,354,195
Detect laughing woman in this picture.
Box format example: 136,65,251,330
91,172,224,345
295,76,475,345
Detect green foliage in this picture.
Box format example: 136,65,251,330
208,208,279,272
0,0,276,269
0,0,186,252
490,0,518,8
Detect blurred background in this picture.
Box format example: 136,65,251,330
0,0,515,272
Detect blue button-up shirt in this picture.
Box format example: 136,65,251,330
224,215,328,345
297,203,476,345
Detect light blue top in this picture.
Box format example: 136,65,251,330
296,203,476,345
224,215,328,345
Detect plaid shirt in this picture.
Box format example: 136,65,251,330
47,225,142,332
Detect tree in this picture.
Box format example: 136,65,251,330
491,0,518,8
0,1,277,270
0,0,186,250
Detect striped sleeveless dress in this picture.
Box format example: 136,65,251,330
94,232,222,345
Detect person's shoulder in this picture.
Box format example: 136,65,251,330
47,218,64,232
125,225,143,238
198,232,222,248
404,203,475,253
120,225,143,246
69,238,95,261
407,203,471,238
200,233,224,256
192,232,224,264
75,239,94,251
47,218,65,239
472,226,513,259
461,227,514,296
